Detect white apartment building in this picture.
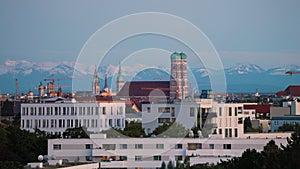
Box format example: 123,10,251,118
141,100,199,135
47,133,290,168
141,99,256,138
212,103,256,138
21,98,126,135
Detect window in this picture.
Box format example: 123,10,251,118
86,156,92,161
171,107,175,117
71,107,75,115
209,144,214,149
238,118,243,124
234,107,238,116
175,144,182,149
175,155,183,161
102,144,116,150
119,144,127,149
102,107,106,115
219,107,222,116
109,119,112,127
156,144,164,149
95,107,99,115
147,107,151,113
53,144,61,150
228,107,232,116
219,129,222,135
135,156,142,161
229,128,232,137
225,129,228,137
153,155,162,161
190,107,195,117
234,128,238,138
158,107,170,113
120,156,127,161
158,118,171,123
187,143,202,150
85,144,93,149
135,144,143,149
223,144,231,149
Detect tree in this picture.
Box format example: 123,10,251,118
102,121,147,138
261,140,281,169
280,126,300,169
278,123,299,132
152,122,188,138
167,161,174,169
160,161,166,169
62,126,89,138
243,117,252,132
118,121,146,137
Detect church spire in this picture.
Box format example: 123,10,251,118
116,62,125,92
104,74,108,89
92,65,100,95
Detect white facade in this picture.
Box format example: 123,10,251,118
21,99,126,135
212,103,256,138
141,101,199,135
142,100,258,138
48,133,289,168
291,100,300,115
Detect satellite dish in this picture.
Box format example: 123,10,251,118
38,155,43,161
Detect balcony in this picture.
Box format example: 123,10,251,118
100,161,127,168
92,148,116,156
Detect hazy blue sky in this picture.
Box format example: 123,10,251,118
0,0,300,68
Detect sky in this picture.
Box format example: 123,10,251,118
0,0,300,69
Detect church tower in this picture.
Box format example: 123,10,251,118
170,52,188,100
116,63,125,92
92,67,100,95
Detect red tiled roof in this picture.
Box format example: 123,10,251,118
117,81,170,98
244,104,271,113
276,91,286,97
276,85,300,97
284,85,300,96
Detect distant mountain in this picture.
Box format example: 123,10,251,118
0,60,300,94
225,64,265,75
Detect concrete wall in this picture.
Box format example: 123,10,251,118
270,107,290,118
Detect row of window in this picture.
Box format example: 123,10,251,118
146,107,196,118
53,143,232,151
219,107,243,117
22,118,125,129
22,106,124,116
219,128,238,138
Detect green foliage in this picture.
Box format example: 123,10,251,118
0,125,60,168
160,161,166,169
62,126,89,138
102,121,146,138
167,160,174,169
243,117,252,132
152,122,188,138
278,123,300,132
117,121,146,137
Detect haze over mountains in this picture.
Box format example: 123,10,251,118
0,60,300,94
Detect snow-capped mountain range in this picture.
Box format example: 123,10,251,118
0,60,300,94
